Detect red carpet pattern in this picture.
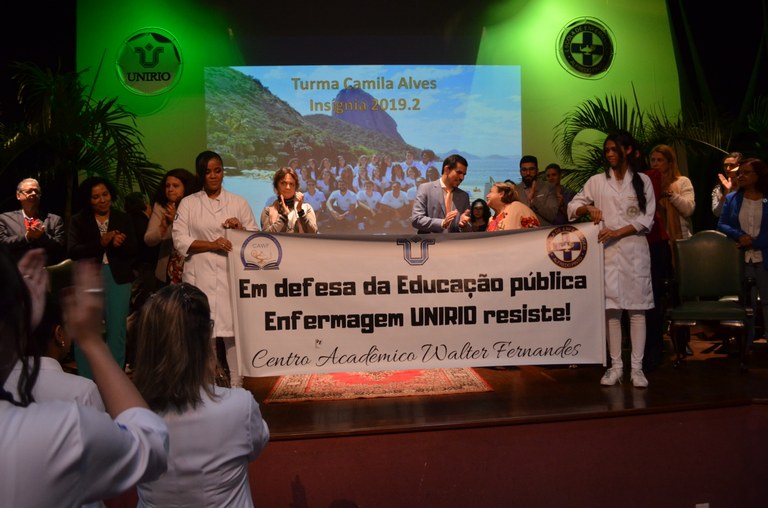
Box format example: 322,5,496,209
264,368,491,403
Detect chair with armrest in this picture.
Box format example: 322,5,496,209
45,258,73,296
666,230,754,370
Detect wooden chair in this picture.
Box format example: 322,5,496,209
666,230,754,370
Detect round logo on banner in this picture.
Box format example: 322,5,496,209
546,226,588,268
116,28,183,96
556,17,615,79
241,233,282,270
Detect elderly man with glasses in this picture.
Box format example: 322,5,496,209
0,178,65,264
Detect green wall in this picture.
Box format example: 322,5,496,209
77,0,679,173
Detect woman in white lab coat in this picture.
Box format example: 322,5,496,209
173,151,257,387
568,132,655,388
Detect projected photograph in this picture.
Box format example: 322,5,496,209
204,65,521,234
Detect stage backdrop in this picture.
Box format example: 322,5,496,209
75,0,679,180
228,223,605,377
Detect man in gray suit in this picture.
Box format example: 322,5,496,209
0,178,65,264
410,154,472,234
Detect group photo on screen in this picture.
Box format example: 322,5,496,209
204,65,522,234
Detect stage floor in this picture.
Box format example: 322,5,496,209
244,331,768,440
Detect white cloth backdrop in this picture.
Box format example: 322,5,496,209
227,223,606,376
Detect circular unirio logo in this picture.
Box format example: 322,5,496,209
116,28,183,96
546,226,588,268
556,17,615,79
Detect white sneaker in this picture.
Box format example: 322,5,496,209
600,368,623,386
630,369,648,388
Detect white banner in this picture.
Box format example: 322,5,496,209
228,223,605,376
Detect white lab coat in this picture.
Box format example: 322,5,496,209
173,189,257,337
568,169,655,310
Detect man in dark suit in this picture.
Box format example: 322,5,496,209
410,154,472,233
0,178,65,264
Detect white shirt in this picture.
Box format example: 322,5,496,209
0,403,168,508
327,189,357,212
173,189,257,337
303,189,327,212
380,190,410,209
4,357,104,411
357,190,382,210
137,386,269,508
740,197,764,264
568,169,655,310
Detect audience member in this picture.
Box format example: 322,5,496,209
133,283,270,507
379,181,410,229
326,178,358,233
635,143,673,372
712,151,743,218
356,179,383,230
0,178,65,264
125,191,159,310
544,163,576,224
470,198,491,232
303,178,329,229
411,154,472,233
516,155,559,226
485,181,540,230
568,131,655,388
318,169,338,197
717,158,768,347
652,144,695,242
261,167,318,234
173,150,258,388
68,176,137,379
415,149,438,175
4,292,104,410
145,168,197,286
0,249,168,507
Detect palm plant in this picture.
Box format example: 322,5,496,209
552,86,748,191
0,62,164,226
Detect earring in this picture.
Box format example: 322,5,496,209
58,340,66,348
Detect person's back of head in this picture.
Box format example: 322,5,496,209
133,283,216,413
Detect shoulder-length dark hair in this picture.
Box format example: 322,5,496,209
133,283,217,413
194,150,223,188
76,176,118,213
471,198,491,223
154,168,197,206
272,167,299,194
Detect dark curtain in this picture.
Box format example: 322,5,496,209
666,0,768,230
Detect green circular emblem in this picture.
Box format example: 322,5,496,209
556,18,615,79
116,28,183,96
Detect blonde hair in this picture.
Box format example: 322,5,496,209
651,144,681,189
493,182,519,204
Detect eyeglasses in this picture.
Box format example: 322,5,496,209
18,188,40,196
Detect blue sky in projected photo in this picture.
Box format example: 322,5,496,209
231,65,521,158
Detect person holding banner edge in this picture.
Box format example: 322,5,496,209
410,153,472,234
173,150,258,388
261,166,318,234
567,131,655,388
